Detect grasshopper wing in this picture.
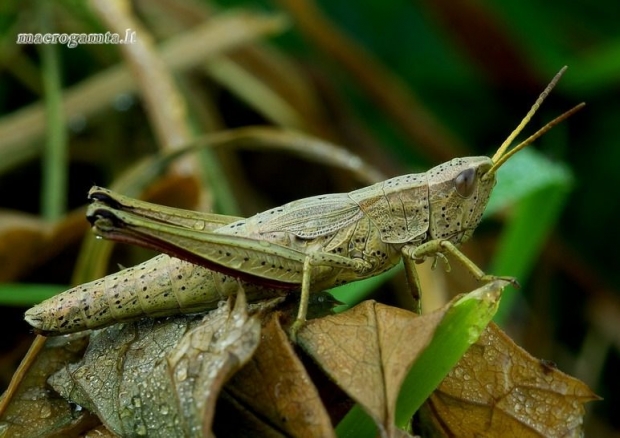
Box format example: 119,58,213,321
250,193,364,239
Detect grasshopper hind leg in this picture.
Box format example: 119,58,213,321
289,252,372,341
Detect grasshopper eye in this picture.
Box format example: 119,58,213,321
455,168,476,198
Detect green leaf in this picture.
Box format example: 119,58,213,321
336,280,506,437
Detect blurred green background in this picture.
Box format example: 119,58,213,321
0,0,618,435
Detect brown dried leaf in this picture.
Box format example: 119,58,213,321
142,174,202,212
296,300,447,437
217,312,336,437
48,291,261,437
0,208,88,281
167,290,261,437
419,323,600,437
0,211,51,281
0,334,92,438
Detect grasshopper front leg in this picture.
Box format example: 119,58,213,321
402,240,519,307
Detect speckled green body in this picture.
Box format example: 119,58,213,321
25,156,496,335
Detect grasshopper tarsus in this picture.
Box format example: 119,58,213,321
288,319,304,344
506,277,521,289
478,274,520,289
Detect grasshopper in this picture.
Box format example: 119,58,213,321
25,67,583,336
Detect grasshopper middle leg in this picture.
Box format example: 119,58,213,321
290,252,372,339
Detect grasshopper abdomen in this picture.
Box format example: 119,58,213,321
24,254,282,335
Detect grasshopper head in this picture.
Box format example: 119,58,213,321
427,66,583,246
426,156,494,245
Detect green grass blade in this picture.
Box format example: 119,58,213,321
491,184,571,324
0,283,68,306
39,1,67,221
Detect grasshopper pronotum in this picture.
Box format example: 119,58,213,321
25,67,583,336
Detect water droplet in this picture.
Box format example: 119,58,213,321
175,359,188,382
120,407,133,419
160,404,169,415
525,401,534,415
345,156,361,168
113,93,134,112
39,405,52,418
68,114,87,133
193,221,206,230
134,422,147,436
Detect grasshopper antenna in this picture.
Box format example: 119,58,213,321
483,66,585,180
